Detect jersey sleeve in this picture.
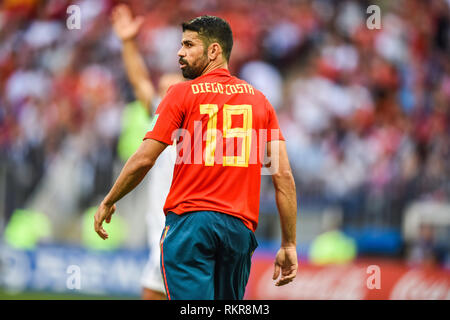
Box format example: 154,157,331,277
143,85,185,145
265,98,285,142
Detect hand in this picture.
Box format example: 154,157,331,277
111,4,144,41
272,246,298,286
94,202,116,240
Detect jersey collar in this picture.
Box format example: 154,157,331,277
197,68,231,79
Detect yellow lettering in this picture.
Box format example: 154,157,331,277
191,84,200,94
205,82,211,93
223,104,253,167
198,83,205,93
199,103,253,167
200,104,218,166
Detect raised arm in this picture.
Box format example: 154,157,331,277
111,4,155,113
267,140,298,286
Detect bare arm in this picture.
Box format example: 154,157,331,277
121,40,155,111
111,4,155,113
94,139,167,239
267,140,298,286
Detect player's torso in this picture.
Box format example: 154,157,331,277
175,71,269,169
164,69,272,230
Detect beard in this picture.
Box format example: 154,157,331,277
180,54,209,79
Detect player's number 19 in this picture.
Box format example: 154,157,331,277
200,104,252,167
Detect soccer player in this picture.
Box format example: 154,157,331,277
111,4,182,300
95,15,298,300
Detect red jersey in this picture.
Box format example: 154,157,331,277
143,68,284,231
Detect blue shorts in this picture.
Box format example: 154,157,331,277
159,210,258,300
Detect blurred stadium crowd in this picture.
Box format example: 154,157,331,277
0,0,449,264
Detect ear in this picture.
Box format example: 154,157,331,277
208,43,222,61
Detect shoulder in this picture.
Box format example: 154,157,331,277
231,76,269,101
251,87,276,116
166,81,191,95
255,88,269,103
162,80,192,104
246,82,270,107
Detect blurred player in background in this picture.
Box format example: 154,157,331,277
111,4,182,300
95,14,298,300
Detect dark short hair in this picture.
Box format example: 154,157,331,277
181,15,233,62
